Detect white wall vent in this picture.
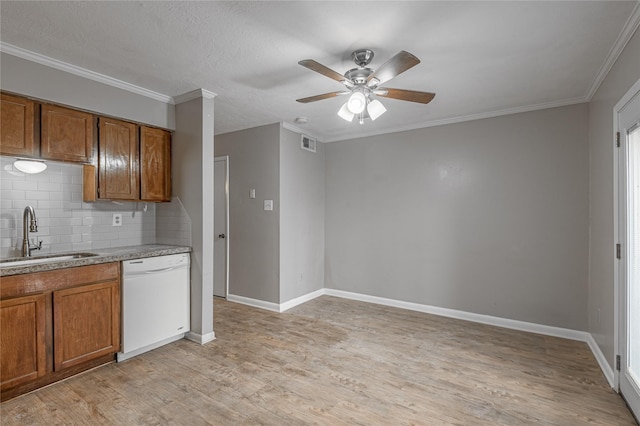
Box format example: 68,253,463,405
301,135,316,153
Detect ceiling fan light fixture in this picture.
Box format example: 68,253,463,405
338,103,355,122
367,99,386,121
347,91,366,114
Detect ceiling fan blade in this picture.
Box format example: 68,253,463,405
296,91,348,103
366,51,420,86
299,59,349,84
376,88,436,104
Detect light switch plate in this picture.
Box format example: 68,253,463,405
250,188,256,199
112,213,122,226
264,200,273,211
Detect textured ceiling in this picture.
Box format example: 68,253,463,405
1,1,638,141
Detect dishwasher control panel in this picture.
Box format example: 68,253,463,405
122,253,190,274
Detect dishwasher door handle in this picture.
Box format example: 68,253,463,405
126,265,187,275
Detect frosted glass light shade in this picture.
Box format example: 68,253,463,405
338,103,355,122
14,160,47,174
367,99,387,121
347,91,366,114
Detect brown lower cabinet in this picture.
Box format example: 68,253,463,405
0,294,47,389
0,263,120,401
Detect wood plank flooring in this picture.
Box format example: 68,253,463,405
1,296,636,425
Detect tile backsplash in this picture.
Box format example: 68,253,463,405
0,157,156,258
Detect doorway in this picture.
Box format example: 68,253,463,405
214,156,229,298
616,77,640,420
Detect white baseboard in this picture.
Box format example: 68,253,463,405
324,289,588,342
227,294,281,312
227,290,324,313
280,289,325,312
585,333,616,388
226,287,613,387
185,330,216,345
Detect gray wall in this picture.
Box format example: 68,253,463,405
0,52,174,130
215,124,281,303
279,127,325,303
172,94,215,341
588,28,640,367
325,104,590,330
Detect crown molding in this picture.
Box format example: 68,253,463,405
281,121,323,142
173,88,218,104
0,42,174,104
324,96,588,143
586,2,640,100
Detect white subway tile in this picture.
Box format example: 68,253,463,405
37,182,62,192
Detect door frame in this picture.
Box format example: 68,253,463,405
614,76,640,392
214,155,230,299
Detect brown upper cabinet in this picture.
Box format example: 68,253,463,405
0,92,171,203
0,93,38,157
86,119,171,202
98,117,139,201
41,104,94,163
140,126,172,202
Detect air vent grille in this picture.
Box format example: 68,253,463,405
301,135,316,153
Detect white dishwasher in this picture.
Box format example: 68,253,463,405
117,253,190,362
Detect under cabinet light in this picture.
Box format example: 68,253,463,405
13,159,47,174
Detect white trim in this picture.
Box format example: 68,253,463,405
587,333,616,388
228,290,325,313
214,155,230,299
0,42,174,104
174,88,217,104
324,289,588,341
227,294,281,312
586,3,640,101
613,76,640,392
280,289,325,312
281,122,323,143
324,97,588,143
185,330,216,345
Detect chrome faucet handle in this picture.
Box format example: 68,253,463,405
29,239,43,254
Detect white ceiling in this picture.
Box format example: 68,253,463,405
1,1,639,142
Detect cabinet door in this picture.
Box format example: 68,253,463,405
0,294,47,389
140,126,171,202
41,104,94,163
53,280,120,371
98,117,139,200
0,93,37,157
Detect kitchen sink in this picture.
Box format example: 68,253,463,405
0,252,98,268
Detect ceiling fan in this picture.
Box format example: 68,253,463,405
296,49,435,124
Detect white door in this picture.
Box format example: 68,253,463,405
618,80,640,419
214,156,229,298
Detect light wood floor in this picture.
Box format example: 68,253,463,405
1,296,636,425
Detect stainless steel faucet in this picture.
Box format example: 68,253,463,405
22,205,42,257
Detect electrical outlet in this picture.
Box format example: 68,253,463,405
112,213,122,227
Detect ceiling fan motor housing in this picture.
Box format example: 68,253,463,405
345,67,374,85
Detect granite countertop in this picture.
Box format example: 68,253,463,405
0,244,191,277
